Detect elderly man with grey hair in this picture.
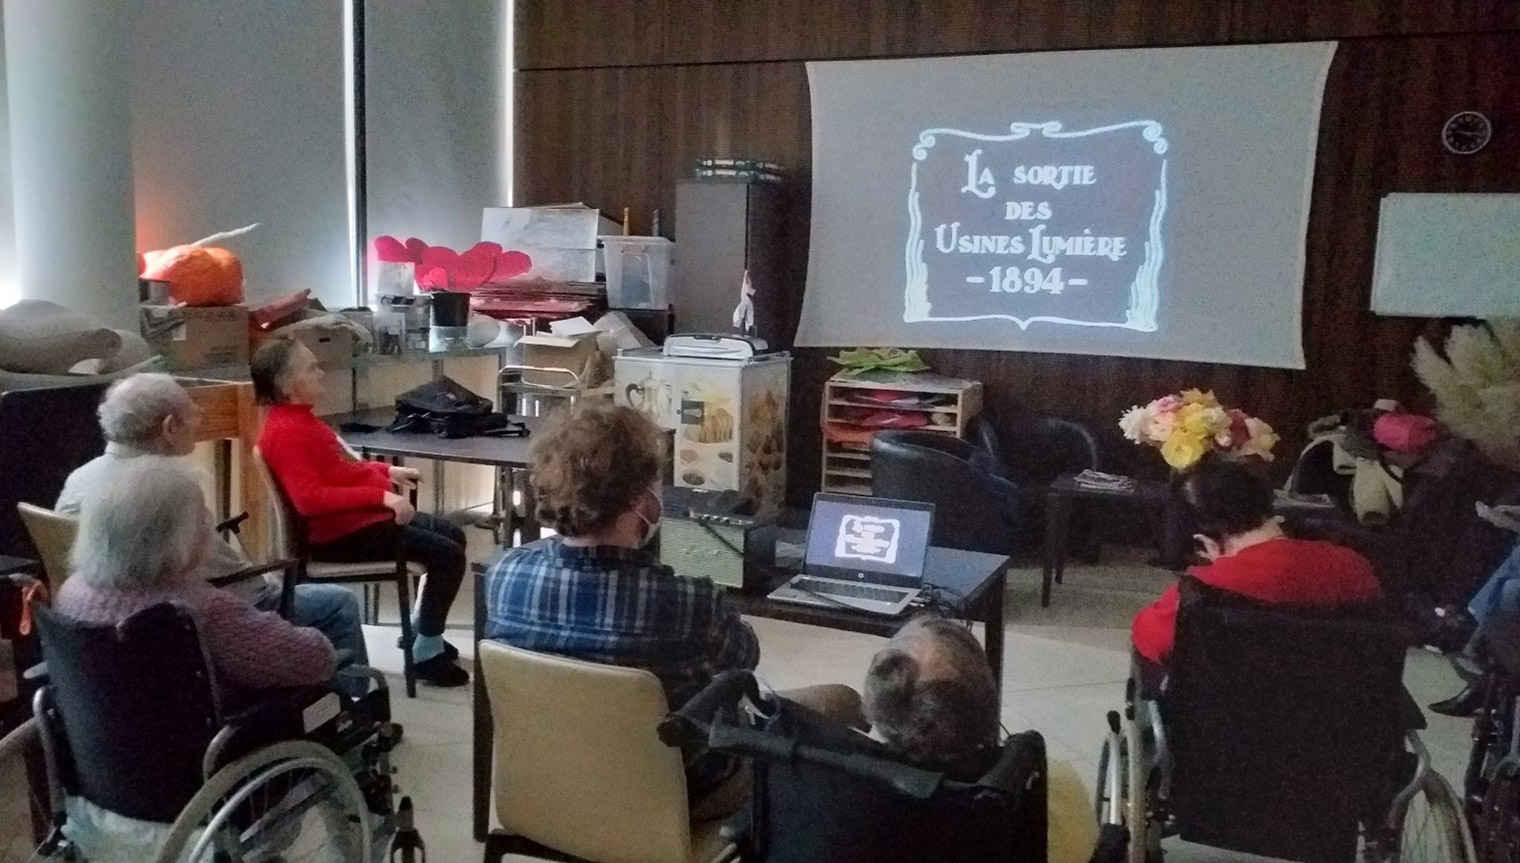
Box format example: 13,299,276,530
863,615,1098,863
57,373,369,665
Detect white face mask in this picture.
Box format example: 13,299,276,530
636,486,662,547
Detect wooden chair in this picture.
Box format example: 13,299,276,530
252,449,424,698
477,640,737,863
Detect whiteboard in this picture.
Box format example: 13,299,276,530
1372,193,1520,318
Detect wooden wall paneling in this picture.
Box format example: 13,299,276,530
662,62,814,348
516,2,1520,504
514,67,667,223
516,0,664,70
1015,0,1093,50
660,0,879,65
521,0,1520,71
1088,0,1235,47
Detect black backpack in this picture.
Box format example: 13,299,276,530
387,376,522,439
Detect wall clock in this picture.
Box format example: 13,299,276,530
1443,111,1492,155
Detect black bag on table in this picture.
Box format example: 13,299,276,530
388,376,518,439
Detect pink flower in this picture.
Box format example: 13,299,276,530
1152,395,1183,414
1148,412,1177,441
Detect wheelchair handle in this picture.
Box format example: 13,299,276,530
658,670,761,748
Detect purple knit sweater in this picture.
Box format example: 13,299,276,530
55,578,335,694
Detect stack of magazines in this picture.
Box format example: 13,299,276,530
1072,470,1137,492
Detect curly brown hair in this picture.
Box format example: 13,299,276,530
530,404,665,537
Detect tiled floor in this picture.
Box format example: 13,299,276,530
370,542,1477,863
1,540,1479,862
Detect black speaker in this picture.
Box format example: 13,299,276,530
672,179,787,347
659,487,776,590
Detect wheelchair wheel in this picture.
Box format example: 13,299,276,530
1095,731,1164,862
1363,770,1474,863
1095,736,1127,825
1477,761,1520,863
154,740,373,863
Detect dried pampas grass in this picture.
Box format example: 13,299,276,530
1413,321,1520,470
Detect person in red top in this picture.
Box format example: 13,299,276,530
1132,459,1381,666
253,338,469,687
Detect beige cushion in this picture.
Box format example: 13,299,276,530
0,300,121,373
479,641,732,863
0,357,164,393
96,329,156,374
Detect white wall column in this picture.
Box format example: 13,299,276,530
4,0,137,327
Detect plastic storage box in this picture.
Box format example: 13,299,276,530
602,236,673,310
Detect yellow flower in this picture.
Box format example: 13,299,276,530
1180,388,1219,408
1161,431,1209,470
1182,405,1229,437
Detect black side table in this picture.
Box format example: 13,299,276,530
1041,476,1171,607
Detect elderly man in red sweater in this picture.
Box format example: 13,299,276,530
1132,459,1381,668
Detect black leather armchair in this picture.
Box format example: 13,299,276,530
971,410,1102,487
870,430,1021,555
972,410,1103,557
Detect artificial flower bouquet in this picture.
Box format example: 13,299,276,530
1120,389,1279,470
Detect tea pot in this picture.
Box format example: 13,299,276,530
625,373,672,421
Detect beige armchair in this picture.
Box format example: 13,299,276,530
16,503,77,585
478,640,737,863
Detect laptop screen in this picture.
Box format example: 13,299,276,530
804,493,934,587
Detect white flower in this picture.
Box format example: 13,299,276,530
1119,405,1150,443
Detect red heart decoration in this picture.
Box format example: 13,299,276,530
420,246,460,276
473,241,503,257
404,237,429,263
372,235,411,263
453,245,497,290
417,266,450,291
489,250,532,282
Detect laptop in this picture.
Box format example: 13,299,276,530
767,493,934,616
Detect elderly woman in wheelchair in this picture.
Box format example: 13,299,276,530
23,458,421,862
1095,577,1476,863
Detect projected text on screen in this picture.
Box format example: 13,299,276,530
906,121,1167,331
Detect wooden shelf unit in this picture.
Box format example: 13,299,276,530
820,371,983,496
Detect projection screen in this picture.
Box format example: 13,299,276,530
796,43,1337,369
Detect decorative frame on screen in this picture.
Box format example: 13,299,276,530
905,121,1168,332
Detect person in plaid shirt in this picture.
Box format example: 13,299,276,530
485,404,861,817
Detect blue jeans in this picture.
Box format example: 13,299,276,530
256,583,369,665
1469,540,1520,631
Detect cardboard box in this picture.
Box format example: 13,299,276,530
140,304,250,371
262,327,360,371
518,332,602,388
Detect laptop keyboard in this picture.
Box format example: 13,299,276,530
793,578,908,603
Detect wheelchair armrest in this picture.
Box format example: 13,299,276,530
222,685,336,731
208,685,345,775
658,670,761,747
215,512,250,537
208,560,296,590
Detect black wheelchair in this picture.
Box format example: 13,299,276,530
1454,608,1520,861
660,670,1049,863
18,601,423,862
1096,578,1473,863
